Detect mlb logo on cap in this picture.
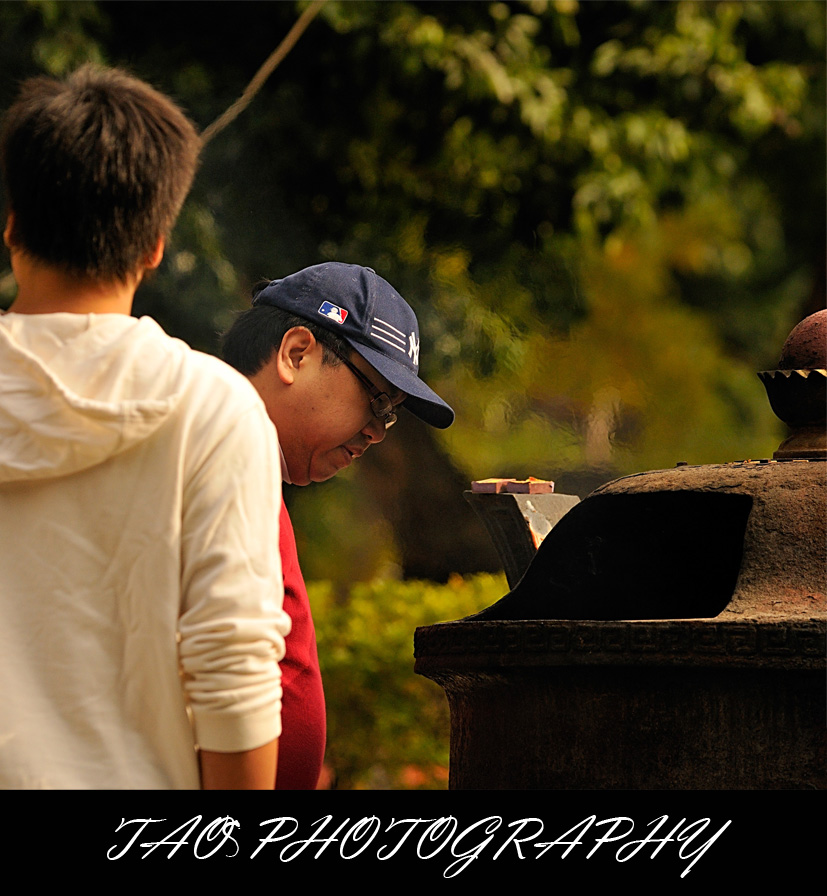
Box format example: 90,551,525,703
318,301,348,325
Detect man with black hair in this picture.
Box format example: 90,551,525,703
222,261,454,788
0,65,289,789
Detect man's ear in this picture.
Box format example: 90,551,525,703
3,212,15,250
276,326,317,385
143,237,165,270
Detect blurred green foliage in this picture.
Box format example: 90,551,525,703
1,3,822,514
311,572,507,789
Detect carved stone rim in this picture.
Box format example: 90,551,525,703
414,618,826,672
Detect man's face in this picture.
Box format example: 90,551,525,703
249,330,406,486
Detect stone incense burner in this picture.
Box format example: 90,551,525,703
415,311,826,789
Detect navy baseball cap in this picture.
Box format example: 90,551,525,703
252,262,454,428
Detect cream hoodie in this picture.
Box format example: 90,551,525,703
0,313,288,789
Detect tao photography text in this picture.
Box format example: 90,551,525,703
107,812,731,878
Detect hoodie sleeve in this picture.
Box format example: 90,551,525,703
177,395,289,754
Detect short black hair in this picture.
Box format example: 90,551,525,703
0,64,200,282
221,282,350,376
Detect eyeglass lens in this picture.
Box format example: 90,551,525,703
334,349,398,428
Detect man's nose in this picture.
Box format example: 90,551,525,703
362,415,387,443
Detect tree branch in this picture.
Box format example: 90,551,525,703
201,0,327,146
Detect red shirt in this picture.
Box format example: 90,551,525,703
275,499,326,789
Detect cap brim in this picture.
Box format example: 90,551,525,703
351,342,455,429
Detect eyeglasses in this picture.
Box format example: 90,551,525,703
330,347,398,429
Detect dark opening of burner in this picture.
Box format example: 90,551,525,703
477,491,753,620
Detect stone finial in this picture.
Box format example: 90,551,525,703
758,309,826,459
778,308,827,370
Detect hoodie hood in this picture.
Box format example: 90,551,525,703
0,313,191,483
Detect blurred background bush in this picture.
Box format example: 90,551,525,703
312,573,506,789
